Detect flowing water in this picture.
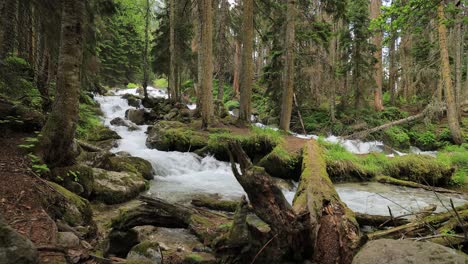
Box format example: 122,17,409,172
95,89,467,217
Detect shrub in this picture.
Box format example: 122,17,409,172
383,126,410,150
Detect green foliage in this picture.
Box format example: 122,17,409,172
438,144,468,186
27,153,50,175
77,103,103,139
126,83,139,89
383,126,410,150
153,78,168,88
225,100,239,110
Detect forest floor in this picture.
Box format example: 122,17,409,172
0,132,67,263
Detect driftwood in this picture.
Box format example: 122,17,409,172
376,176,461,194
368,203,468,240
345,105,435,139
355,213,410,227
111,195,230,245
292,140,360,264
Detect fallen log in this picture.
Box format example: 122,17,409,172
344,104,441,139
191,195,239,212
368,203,468,240
376,176,461,194
292,140,360,264
111,195,230,245
355,213,410,227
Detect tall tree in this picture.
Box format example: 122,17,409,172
197,0,214,129
279,0,296,131
0,0,18,58
40,0,86,166
215,0,230,102
169,0,177,101
142,0,151,100
370,0,384,111
437,2,463,144
238,0,254,124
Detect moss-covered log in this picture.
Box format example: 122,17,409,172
292,140,360,264
355,213,410,228
376,176,461,194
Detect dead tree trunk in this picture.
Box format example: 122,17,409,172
292,140,360,264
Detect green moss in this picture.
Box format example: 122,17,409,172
51,164,95,197
258,145,302,180
47,181,93,226
105,156,154,180
129,241,159,257
185,253,204,262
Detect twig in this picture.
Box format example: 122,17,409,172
250,233,278,264
450,198,468,241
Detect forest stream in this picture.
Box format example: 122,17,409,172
96,88,468,218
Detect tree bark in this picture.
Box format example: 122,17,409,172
437,3,463,144
197,0,214,129
169,0,179,101
39,0,85,167
370,0,384,111
454,2,463,114
216,0,229,102
279,0,296,131
0,0,18,58
238,0,253,124
142,0,150,100
292,140,359,264
232,39,241,98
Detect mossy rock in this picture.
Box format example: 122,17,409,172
127,241,162,263
0,219,38,264
87,126,121,142
51,164,95,197
258,145,302,180
92,168,148,204
383,155,454,187
146,121,208,152
46,182,94,227
104,156,154,180
121,94,142,108
326,159,375,183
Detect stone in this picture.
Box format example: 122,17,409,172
92,168,147,204
104,229,140,258
57,232,80,248
0,219,38,264
127,241,162,264
110,117,140,131
127,109,146,125
352,239,467,264
146,121,207,152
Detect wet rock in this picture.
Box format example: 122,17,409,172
111,117,141,131
121,94,141,108
104,229,140,258
51,164,95,197
57,232,80,248
103,156,154,180
116,151,132,157
0,218,38,264
92,168,147,204
352,239,466,264
127,109,146,125
86,126,121,142
146,121,207,152
127,241,162,264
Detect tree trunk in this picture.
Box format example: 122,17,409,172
232,39,241,98
371,0,384,111
142,0,150,100
0,0,18,58
216,0,229,102
437,3,463,144
389,34,397,105
197,0,214,129
292,140,360,264
454,3,462,114
169,0,177,101
39,0,86,167
279,0,296,131
238,0,253,124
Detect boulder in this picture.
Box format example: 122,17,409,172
51,164,95,197
0,219,38,264
110,117,140,131
146,121,207,152
57,232,80,249
104,229,140,258
45,182,94,229
92,168,147,204
127,241,162,264
352,239,467,264
103,156,154,180
127,109,146,125
87,126,121,142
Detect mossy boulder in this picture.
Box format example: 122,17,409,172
103,229,140,258
127,241,162,264
87,126,121,142
46,182,94,228
146,121,208,152
122,94,142,108
92,168,148,204
51,164,95,197
99,156,154,180
258,145,302,180
0,96,45,132
0,218,38,264
383,155,454,187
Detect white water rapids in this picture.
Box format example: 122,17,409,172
95,88,467,217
